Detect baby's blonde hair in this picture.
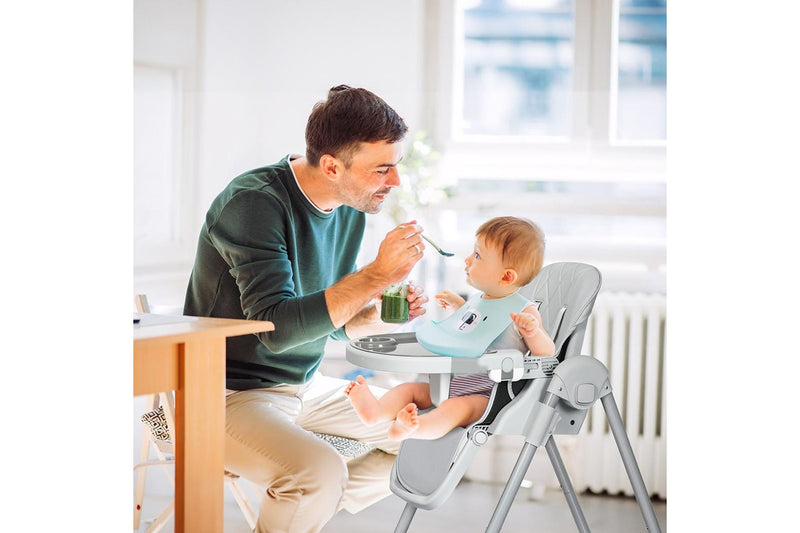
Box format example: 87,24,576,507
476,216,545,286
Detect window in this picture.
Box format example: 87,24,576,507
451,0,667,149
614,0,667,142
134,65,182,248
415,0,667,294
461,0,574,138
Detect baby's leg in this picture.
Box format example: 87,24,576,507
388,403,420,440
398,395,489,441
345,377,432,426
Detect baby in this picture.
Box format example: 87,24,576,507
346,216,555,441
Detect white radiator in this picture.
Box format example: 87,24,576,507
574,291,667,499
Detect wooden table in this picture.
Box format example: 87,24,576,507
134,314,274,532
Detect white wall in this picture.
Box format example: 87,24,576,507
134,0,426,308
197,0,425,224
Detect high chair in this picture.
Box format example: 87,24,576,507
346,262,663,532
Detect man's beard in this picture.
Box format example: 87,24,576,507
336,172,392,214
359,189,392,214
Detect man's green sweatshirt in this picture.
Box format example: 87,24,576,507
184,155,365,389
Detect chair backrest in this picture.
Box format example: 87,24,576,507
518,262,602,361
135,294,151,314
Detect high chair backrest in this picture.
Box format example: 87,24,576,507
518,262,602,361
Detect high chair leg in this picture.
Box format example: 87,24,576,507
546,437,590,533
601,392,662,533
394,503,418,533
486,441,539,533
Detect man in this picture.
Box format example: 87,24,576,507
184,85,428,532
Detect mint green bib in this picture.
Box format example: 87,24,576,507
416,291,530,358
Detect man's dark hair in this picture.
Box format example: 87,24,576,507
305,85,408,167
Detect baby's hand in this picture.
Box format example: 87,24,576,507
510,311,540,337
435,290,465,311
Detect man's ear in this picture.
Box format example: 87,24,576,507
319,154,343,181
500,268,518,286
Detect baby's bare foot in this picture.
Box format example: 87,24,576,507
388,403,420,441
345,375,381,425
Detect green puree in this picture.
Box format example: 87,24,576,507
381,284,409,323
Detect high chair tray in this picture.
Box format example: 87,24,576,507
346,332,527,380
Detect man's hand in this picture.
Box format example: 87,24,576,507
366,221,426,287
406,281,428,320
326,221,426,330
346,280,428,338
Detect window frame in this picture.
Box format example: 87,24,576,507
423,0,666,184
133,0,201,280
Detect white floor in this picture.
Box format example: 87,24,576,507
134,481,666,532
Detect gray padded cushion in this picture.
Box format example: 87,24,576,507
518,262,601,358
395,427,467,495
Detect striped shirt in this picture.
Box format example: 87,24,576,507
448,321,528,399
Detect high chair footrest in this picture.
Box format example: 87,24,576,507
394,427,466,496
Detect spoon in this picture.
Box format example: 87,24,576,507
421,234,455,257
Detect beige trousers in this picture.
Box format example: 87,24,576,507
224,373,400,533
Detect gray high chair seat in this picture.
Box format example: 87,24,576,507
347,262,662,532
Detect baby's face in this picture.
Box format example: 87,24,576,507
463,236,507,294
